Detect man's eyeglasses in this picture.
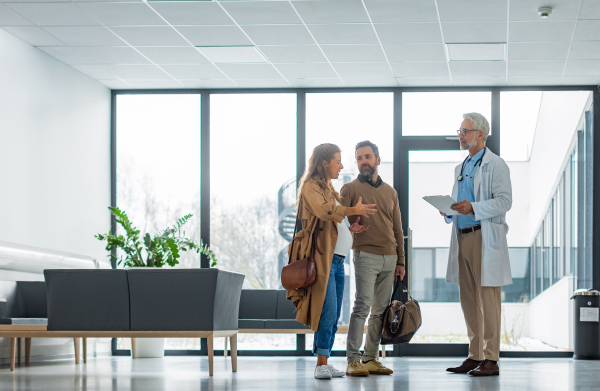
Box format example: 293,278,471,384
456,128,480,136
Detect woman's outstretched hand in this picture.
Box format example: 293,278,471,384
348,216,369,234
354,196,377,218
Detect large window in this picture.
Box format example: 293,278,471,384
402,91,491,136
116,94,201,350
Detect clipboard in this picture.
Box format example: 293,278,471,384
423,195,459,216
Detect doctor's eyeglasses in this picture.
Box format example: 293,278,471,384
456,128,480,136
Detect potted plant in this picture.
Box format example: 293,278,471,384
96,206,217,357
96,206,217,268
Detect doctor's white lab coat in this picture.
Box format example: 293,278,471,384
445,148,513,287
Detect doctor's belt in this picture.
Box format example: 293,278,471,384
458,225,481,235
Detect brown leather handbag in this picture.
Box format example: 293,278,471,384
281,214,319,291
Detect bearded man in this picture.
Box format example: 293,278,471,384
340,140,405,377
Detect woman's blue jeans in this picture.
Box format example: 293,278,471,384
313,254,345,358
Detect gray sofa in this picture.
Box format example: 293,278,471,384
0,281,47,325
238,289,309,330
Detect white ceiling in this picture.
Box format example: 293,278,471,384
1,0,600,89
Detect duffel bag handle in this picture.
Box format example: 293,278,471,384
389,279,412,305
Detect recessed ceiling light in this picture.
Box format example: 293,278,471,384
446,43,506,61
196,46,267,64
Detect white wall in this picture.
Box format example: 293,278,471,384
0,28,111,265
527,91,591,243
528,276,575,350
0,28,112,359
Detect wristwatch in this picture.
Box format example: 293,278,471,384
397,263,405,267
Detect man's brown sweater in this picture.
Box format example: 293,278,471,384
340,175,405,265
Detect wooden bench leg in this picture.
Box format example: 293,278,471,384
17,337,21,365
230,334,237,373
131,338,136,359
382,346,386,358
207,335,214,377
10,337,16,371
83,338,87,364
224,337,228,358
25,338,31,365
73,338,80,364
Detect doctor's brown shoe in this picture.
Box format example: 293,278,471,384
468,360,499,376
446,359,482,374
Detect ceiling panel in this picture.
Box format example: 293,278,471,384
233,79,291,88
320,44,387,62
561,75,600,85
176,26,251,46
98,79,131,89
308,24,379,45
507,76,564,85
509,0,582,21
452,77,507,86
73,46,150,64
383,43,446,61
218,63,284,79
397,77,452,86
6,3,99,26
241,25,313,45
508,42,570,60
136,47,210,65
509,21,576,42
569,41,600,60
77,2,166,26
580,0,600,19
44,26,125,46
109,64,171,79
573,20,600,40
149,2,234,26
159,64,225,79
70,64,116,79
507,60,566,76
125,79,183,88
332,62,393,78
275,63,338,79
289,78,344,87
449,61,506,77
258,45,327,63
565,60,600,75
363,0,438,23
3,26,65,46
110,26,190,47
343,78,398,87
221,2,302,25
39,46,91,64
437,0,507,22
292,0,369,24
375,23,442,44
391,61,449,78
0,4,33,25
442,22,507,43
180,79,236,88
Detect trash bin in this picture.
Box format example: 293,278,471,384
571,289,600,360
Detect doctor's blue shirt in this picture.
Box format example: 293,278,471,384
457,148,484,229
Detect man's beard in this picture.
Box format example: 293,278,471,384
460,137,478,151
359,164,376,178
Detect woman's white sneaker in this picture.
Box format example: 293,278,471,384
325,364,345,377
315,365,333,379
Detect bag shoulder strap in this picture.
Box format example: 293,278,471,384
389,280,412,305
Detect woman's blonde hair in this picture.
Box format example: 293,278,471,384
297,143,342,212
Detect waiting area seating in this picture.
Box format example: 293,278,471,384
0,269,244,375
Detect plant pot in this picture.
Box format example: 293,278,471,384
134,338,165,358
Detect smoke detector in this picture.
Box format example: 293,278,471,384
538,7,552,18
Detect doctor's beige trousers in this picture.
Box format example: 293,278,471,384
458,229,502,362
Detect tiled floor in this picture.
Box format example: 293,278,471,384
2,356,599,391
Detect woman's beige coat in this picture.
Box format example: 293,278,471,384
286,179,347,332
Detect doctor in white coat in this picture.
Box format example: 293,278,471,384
442,112,512,377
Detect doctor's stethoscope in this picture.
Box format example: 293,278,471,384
457,148,486,182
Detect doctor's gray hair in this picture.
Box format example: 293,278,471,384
463,112,490,142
